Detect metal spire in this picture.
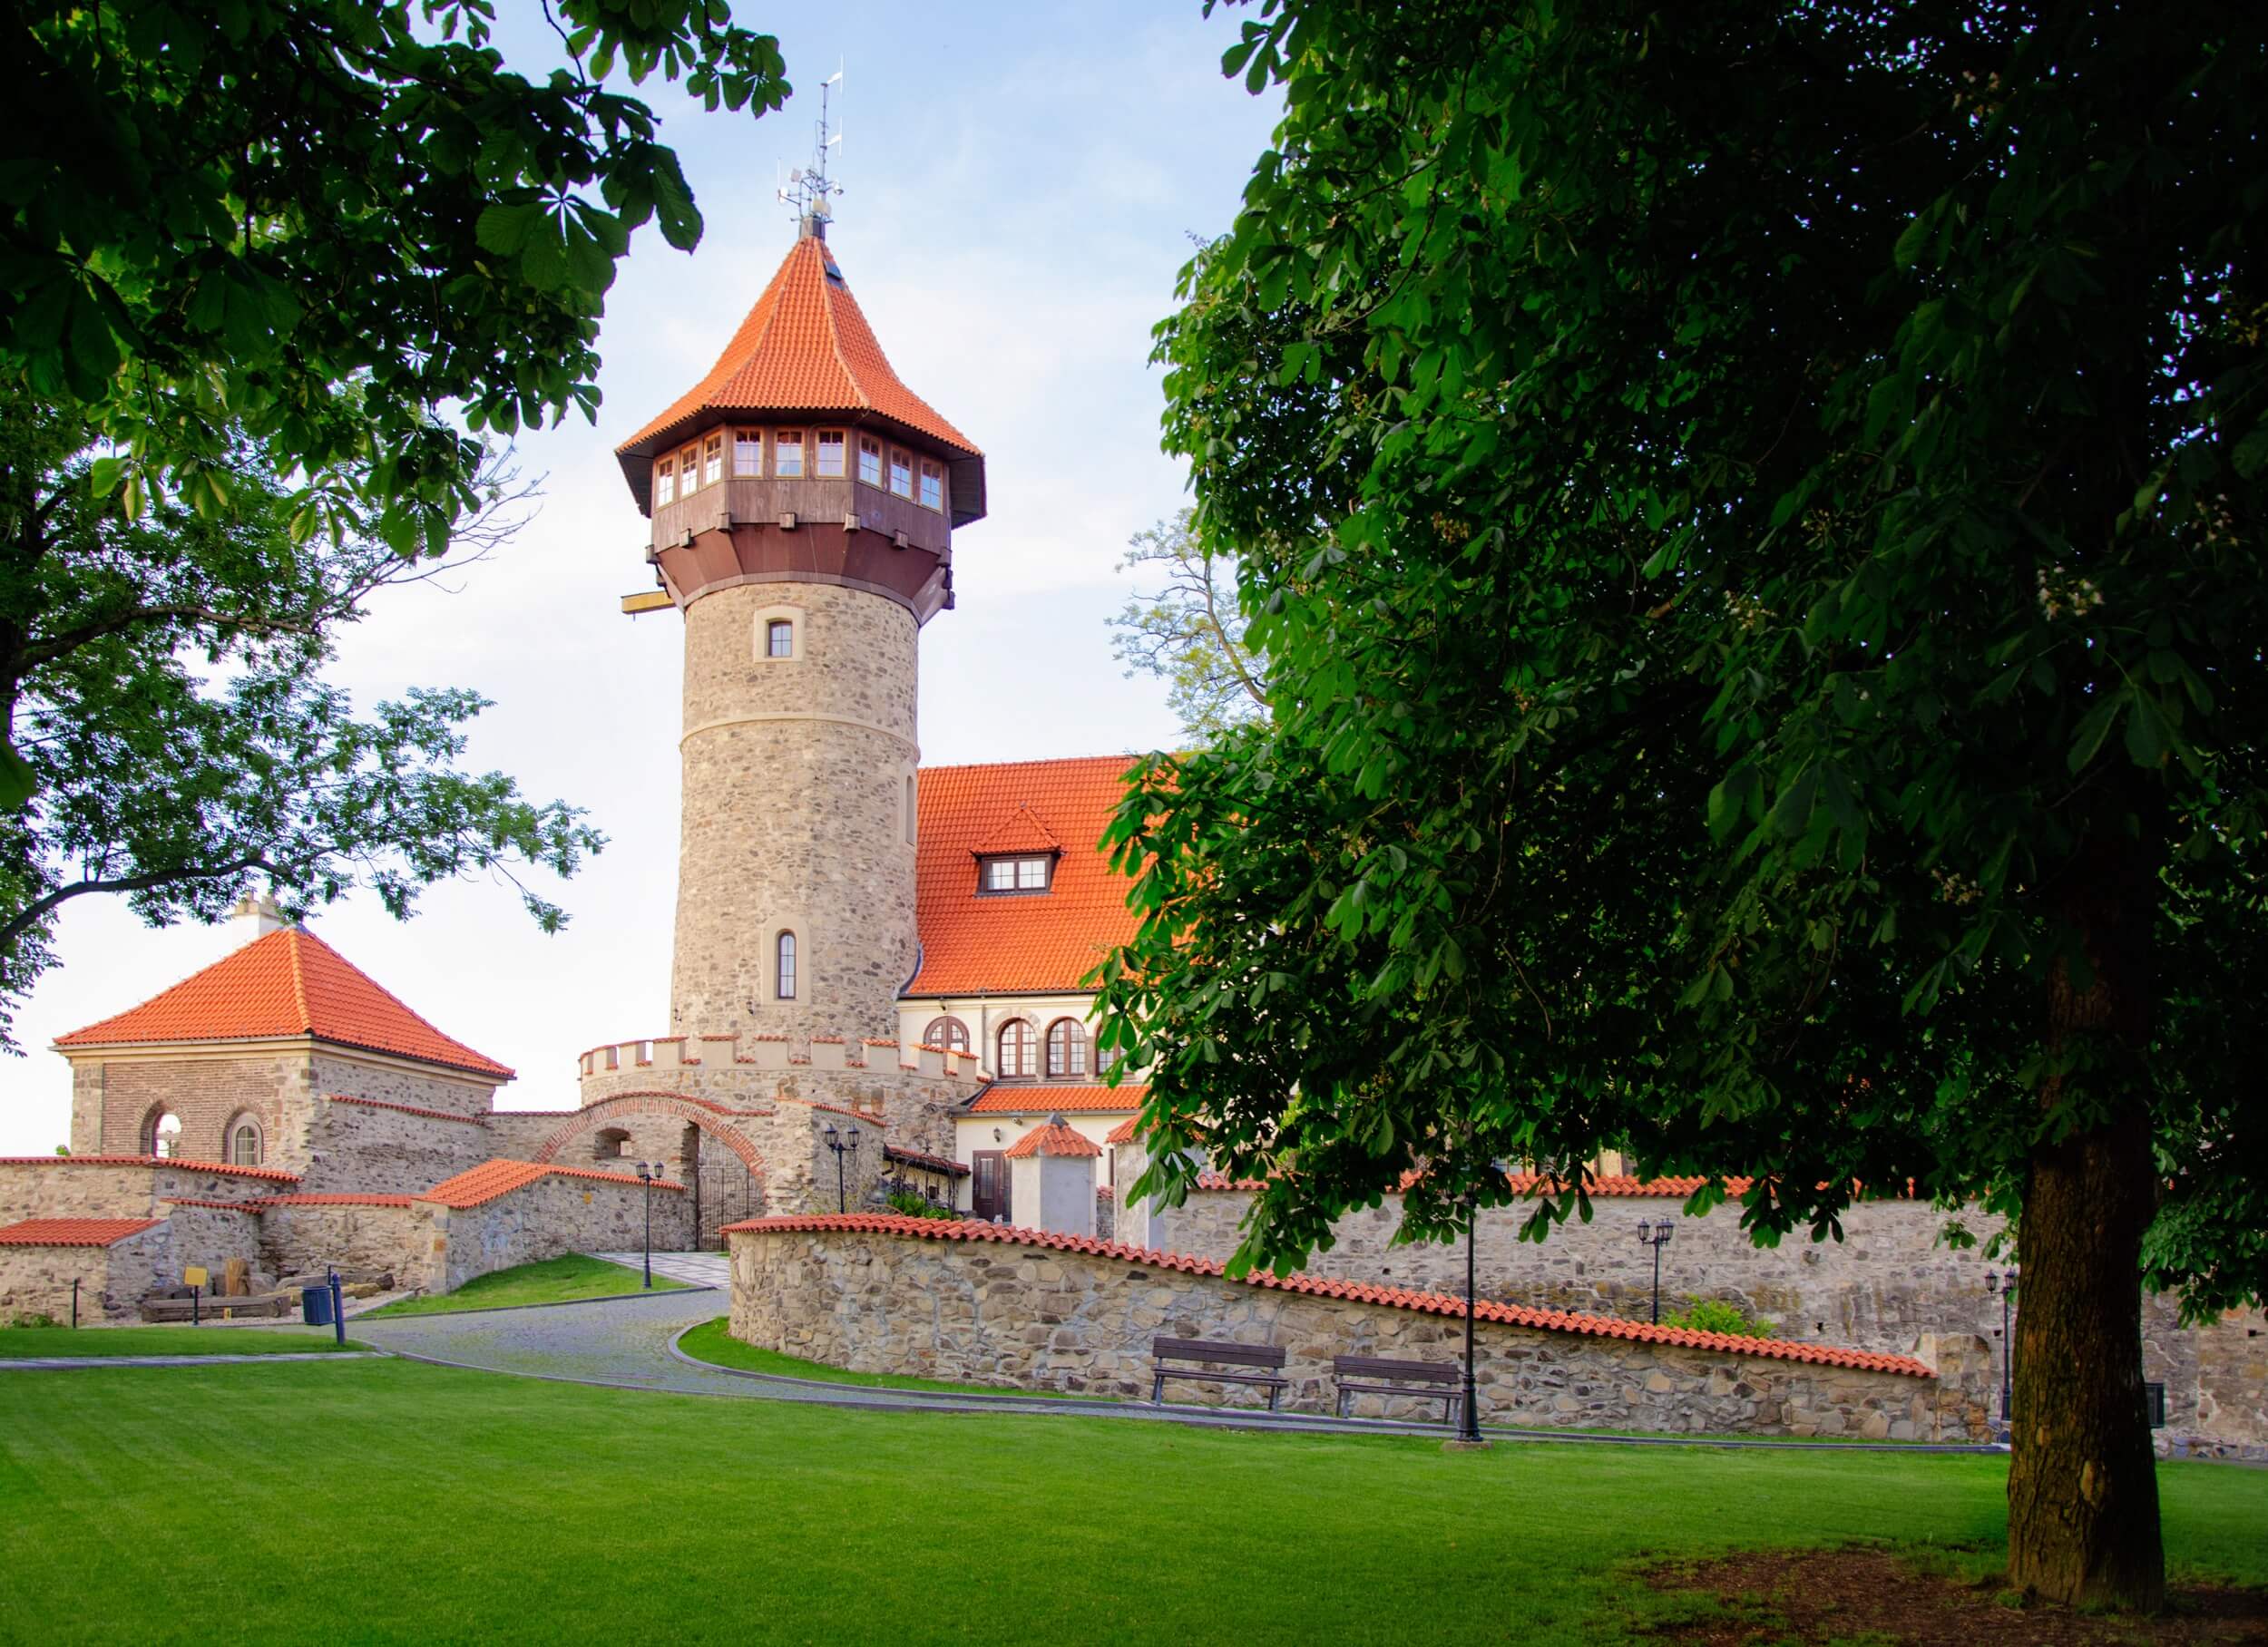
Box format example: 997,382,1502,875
777,68,844,239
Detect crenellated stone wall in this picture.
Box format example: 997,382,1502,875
727,1219,1993,1440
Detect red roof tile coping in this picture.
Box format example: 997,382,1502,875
0,1155,301,1183
416,1159,688,1211
54,928,512,1079
618,235,979,468
967,1084,1144,1116
719,1215,1934,1379
248,1194,417,1209
909,756,1141,996
1004,1122,1100,1160
161,1198,259,1211
1105,1117,1141,1145
0,1216,162,1247
325,1095,490,1126
1503,1173,1758,1199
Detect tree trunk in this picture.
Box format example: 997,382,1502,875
2005,824,2164,1612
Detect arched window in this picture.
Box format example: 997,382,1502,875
776,931,797,999
997,1019,1035,1078
594,1126,633,1163
148,1112,181,1159
1044,1018,1087,1078
228,1117,263,1167
923,1017,970,1054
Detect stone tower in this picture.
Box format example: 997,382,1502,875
613,216,986,1045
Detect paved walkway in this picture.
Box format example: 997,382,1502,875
589,1250,729,1289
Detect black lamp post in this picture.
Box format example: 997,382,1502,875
1636,1216,1674,1323
635,1160,661,1288
1452,1158,1509,1446
823,1122,860,1213
1986,1265,2019,1425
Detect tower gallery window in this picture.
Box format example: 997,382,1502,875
816,430,846,477
888,448,913,498
775,430,804,477
857,434,883,485
655,457,675,505
735,429,763,475
918,459,943,512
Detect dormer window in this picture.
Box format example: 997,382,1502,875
735,429,763,476
655,457,676,505
816,430,846,478
918,459,944,512
889,447,913,499
857,435,884,486
775,429,804,478
980,854,1052,895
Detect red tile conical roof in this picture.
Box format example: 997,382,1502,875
54,928,513,1080
616,232,983,521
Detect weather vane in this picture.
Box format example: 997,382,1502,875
777,67,844,235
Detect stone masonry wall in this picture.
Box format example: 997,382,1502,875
728,1222,1992,1440
72,1052,310,1164
425,1174,694,1293
306,1053,496,1123
299,1096,494,1195
672,580,918,1042
0,1204,264,1324
257,1203,423,1283
0,1160,285,1221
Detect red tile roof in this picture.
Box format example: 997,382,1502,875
53,929,513,1079
245,1194,417,1209
972,804,1062,856
909,756,1141,996
0,1216,161,1247
616,234,982,512
1003,1122,1100,1160
1105,1117,1140,1145
326,1095,490,1126
720,1215,1934,1379
415,1159,687,1210
882,1145,970,1178
1503,1174,1758,1199
0,1155,301,1184
967,1085,1144,1116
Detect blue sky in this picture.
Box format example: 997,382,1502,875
0,3,1284,1150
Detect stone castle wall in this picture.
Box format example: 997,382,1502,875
300,1096,494,1195
308,1054,496,1123
423,1174,693,1293
0,1159,285,1221
671,580,919,1041
256,1202,423,1283
728,1221,1993,1440
0,1203,265,1324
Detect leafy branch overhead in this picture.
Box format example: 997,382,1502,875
0,399,602,1052
0,0,791,560
1110,509,1269,744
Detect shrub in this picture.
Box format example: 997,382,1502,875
1658,1298,1777,1339
883,1187,956,1221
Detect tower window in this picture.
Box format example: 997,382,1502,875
702,432,724,486
888,448,913,499
904,775,916,844
776,931,797,999
816,430,846,478
767,619,795,658
679,443,701,492
1044,1018,1088,1078
857,435,883,486
997,1019,1035,1078
655,457,675,506
980,854,1052,894
918,460,944,512
774,429,804,478
923,1016,970,1054
735,429,763,476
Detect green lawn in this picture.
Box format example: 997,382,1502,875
676,1316,1100,1399
0,1326,367,1358
359,1252,687,1318
0,1357,2260,1645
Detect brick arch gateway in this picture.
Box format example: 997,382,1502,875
532,1093,767,1248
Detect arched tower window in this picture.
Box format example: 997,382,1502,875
923,1017,970,1054
148,1111,181,1159
1044,1018,1088,1078
997,1019,1035,1078
228,1116,263,1167
775,931,797,999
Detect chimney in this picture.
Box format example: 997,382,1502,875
227,892,287,947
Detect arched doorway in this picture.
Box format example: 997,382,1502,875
532,1093,766,1250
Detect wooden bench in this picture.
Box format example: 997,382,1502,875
1333,1354,1462,1425
1149,1337,1289,1409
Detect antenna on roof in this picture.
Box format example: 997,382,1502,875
777,65,845,240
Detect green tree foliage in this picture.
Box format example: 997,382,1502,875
1110,508,1268,744
0,0,789,563
1097,0,2265,1609
1658,1300,1777,1340
0,398,602,1050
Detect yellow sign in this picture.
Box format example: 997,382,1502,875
183,1265,210,1289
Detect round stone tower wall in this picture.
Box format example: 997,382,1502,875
672,579,919,1040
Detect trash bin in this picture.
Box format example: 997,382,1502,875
301,1285,334,1327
